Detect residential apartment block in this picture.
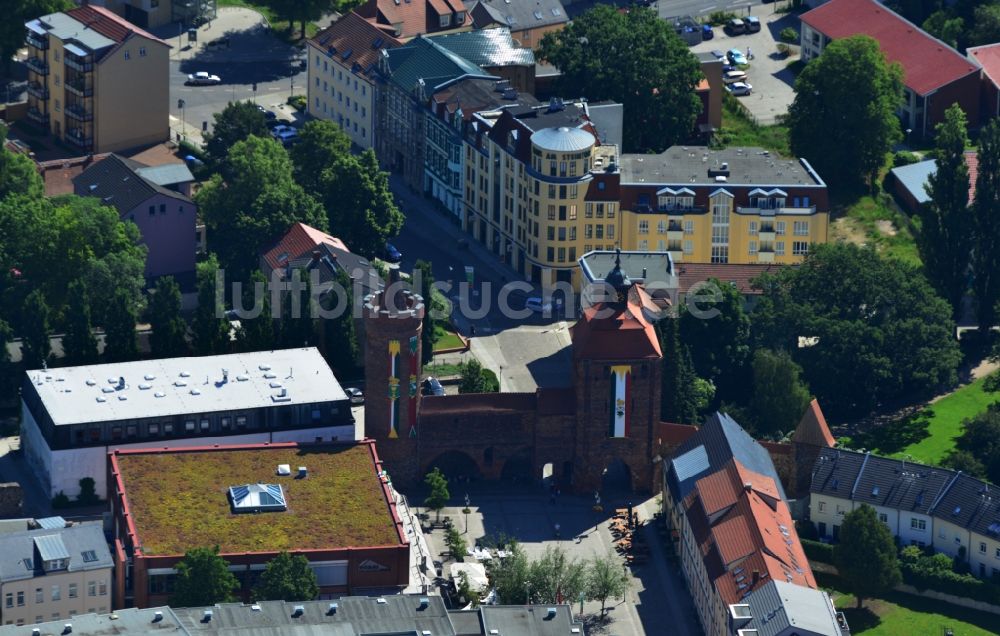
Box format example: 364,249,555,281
0,521,112,627
356,0,470,39
24,5,170,154
810,447,1000,581
93,0,216,29
307,12,400,149
428,28,536,94
466,0,568,49
800,0,980,137
664,414,847,636
618,147,829,266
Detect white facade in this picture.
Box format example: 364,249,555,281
810,493,934,546
307,42,376,149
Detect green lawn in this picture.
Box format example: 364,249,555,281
425,362,463,377
433,325,465,352
893,376,1000,464
831,588,1000,635
716,97,791,156
831,196,921,266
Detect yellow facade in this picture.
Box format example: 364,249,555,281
25,11,169,154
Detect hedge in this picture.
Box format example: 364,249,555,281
802,539,834,564
900,555,1000,606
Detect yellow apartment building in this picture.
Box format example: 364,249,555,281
25,5,170,154
617,147,829,266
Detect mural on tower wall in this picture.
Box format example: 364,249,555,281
408,335,418,438
388,339,400,438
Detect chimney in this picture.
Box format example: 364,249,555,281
752,570,760,586
744,482,753,492
641,267,647,279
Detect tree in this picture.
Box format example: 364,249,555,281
0,319,16,402
972,120,1000,334
658,314,701,423
941,448,986,479
587,552,629,615
277,268,316,347
171,546,239,607
918,103,972,317
968,4,1000,47
192,255,230,355
528,546,587,605
414,260,438,364
20,289,50,369
760,243,960,418
103,288,139,362
62,279,99,365
456,571,476,607
458,359,499,394
485,540,531,604
204,101,270,166
236,270,276,352
922,11,964,48
953,407,1000,483
833,504,901,608
750,349,812,439
253,551,319,602
321,270,359,376
197,135,327,279
680,277,751,406
538,5,701,151
445,525,467,561
787,35,904,190
291,126,403,258
148,276,188,358
424,467,449,522
0,124,43,199
0,0,73,74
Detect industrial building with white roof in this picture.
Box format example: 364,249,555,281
20,348,356,499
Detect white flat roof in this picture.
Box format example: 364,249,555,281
25,348,348,426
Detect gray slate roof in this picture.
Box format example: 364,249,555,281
0,607,185,636
586,102,623,148
135,163,195,188
73,153,191,217
667,412,787,504
384,35,495,94
466,0,567,31
739,580,843,636
889,158,936,204
0,523,112,583
620,146,826,187
429,27,535,68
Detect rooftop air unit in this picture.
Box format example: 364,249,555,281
292,605,305,617
298,466,308,478
328,603,338,615
153,611,163,622
202,610,213,622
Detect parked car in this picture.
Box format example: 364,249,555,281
383,242,402,263
702,24,714,40
725,18,745,35
525,296,552,314
727,48,748,66
723,70,748,84
422,377,445,397
255,104,277,120
722,64,737,73
711,49,725,59
346,387,364,404
186,71,221,85
744,16,761,32
727,82,753,96
271,125,298,145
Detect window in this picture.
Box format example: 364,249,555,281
547,227,555,241
981,542,988,554
81,550,97,563
547,205,555,221
585,203,593,218
68,584,77,598
558,227,567,241
776,221,786,235
794,221,809,236
4,593,10,609
88,581,96,597
638,240,648,251
557,247,566,262
569,205,577,221
748,240,757,255
684,220,694,235
185,420,195,432
793,241,809,256
879,513,888,524
607,225,615,239
638,220,649,234
149,205,155,216
236,416,247,429
139,47,146,57
99,582,106,596
126,425,137,438
35,588,43,603
164,423,174,434
910,518,927,531
200,419,210,431
657,220,667,234
52,586,60,601
124,50,130,60
818,501,826,512
546,247,555,261
16,592,23,607
595,225,604,239
54,99,60,112
775,242,786,256
160,204,167,215
439,14,451,27
683,240,693,255
585,225,593,239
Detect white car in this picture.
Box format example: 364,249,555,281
727,82,753,96
271,125,298,144
346,387,364,404
187,71,221,85
723,70,748,84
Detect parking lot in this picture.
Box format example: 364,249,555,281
692,13,802,125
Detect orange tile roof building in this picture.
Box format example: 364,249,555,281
356,0,470,40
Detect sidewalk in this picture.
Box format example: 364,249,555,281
154,7,297,64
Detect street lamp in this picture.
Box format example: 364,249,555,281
525,582,531,605
177,98,186,140
621,563,628,602
463,493,471,534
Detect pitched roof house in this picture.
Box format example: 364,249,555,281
357,0,470,39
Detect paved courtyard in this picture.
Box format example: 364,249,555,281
419,487,702,636
691,13,802,125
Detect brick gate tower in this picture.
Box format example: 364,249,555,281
570,252,663,493
363,267,424,486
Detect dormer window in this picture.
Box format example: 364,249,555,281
34,535,70,572
440,13,451,28
456,11,466,23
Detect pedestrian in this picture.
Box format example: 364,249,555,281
470,325,476,337
747,46,752,60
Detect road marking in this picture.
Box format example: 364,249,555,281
699,4,717,11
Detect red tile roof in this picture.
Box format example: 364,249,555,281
801,0,978,95
37,153,110,197
656,422,699,447
261,223,349,273
585,173,620,202
309,12,401,76
676,263,782,296
65,4,169,46
684,458,817,605
969,43,1000,90
571,289,662,360
791,399,836,448
356,0,467,39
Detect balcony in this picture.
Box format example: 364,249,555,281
26,33,48,50
25,57,48,75
65,103,93,122
64,56,94,73
667,222,683,241
66,129,93,149
737,205,817,215
26,82,48,100
64,80,93,98
757,249,775,263
759,225,775,241
26,108,48,125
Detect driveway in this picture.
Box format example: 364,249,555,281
691,13,802,125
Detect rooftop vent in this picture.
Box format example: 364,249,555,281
292,605,305,617
328,602,338,615
377,598,387,604
63,624,72,634
251,604,261,612
236,374,249,382
154,392,166,398
202,610,213,623
259,364,271,371
546,607,557,618
298,466,308,478
153,611,163,622
85,379,96,386
418,597,430,610
138,383,152,390
277,464,291,476
144,374,155,381
179,371,190,378
190,388,201,395
32,630,40,636
96,396,106,403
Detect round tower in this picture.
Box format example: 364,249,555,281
363,267,424,486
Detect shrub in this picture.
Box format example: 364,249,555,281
892,151,922,168
899,547,1000,605
51,492,71,509
707,11,738,26
780,27,799,43
287,95,307,111
795,519,819,541
801,539,834,563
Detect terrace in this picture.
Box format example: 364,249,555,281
112,442,403,556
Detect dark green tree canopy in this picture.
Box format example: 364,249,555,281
538,5,702,151
0,124,43,200
680,278,751,406
20,289,50,369
972,120,1000,333
320,270,359,377
103,288,139,363
458,359,499,394
833,504,902,608
192,254,230,355
205,101,270,167
236,270,276,352
253,551,319,602
423,467,450,521
749,348,811,439
62,279,99,365
0,0,73,73
787,35,904,189
149,276,188,358
172,546,239,608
